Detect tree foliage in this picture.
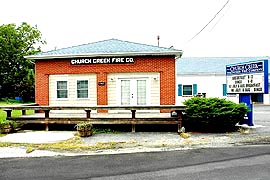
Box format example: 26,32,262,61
0,22,46,101
183,97,249,132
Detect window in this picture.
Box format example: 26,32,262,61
183,85,192,96
178,84,198,96
77,80,88,98
57,81,68,98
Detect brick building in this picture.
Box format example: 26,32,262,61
26,39,182,108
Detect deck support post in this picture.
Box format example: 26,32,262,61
22,110,26,115
131,110,136,133
4,110,12,118
44,110,50,131
175,110,183,134
85,110,91,119
131,124,136,133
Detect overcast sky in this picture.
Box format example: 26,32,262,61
1,0,269,57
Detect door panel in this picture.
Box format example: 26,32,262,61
137,80,146,105
121,80,131,105
120,79,147,106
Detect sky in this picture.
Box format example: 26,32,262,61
1,0,270,57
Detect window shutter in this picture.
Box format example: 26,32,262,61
223,84,227,96
193,84,197,95
178,84,182,96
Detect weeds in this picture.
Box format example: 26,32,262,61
92,127,122,134
0,135,125,153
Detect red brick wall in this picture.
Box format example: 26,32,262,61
35,56,176,106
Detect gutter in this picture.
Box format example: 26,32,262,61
24,51,183,60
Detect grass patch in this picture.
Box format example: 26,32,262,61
92,127,123,134
0,101,20,106
0,109,34,123
0,111,6,122
0,101,34,122
0,134,6,137
0,136,125,152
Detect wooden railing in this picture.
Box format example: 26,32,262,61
0,105,186,133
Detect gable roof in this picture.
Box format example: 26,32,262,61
25,38,182,60
177,57,269,74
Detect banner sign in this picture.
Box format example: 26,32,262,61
70,57,135,65
226,61,264,75
226,60,268,94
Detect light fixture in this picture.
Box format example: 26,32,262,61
153,77,159,81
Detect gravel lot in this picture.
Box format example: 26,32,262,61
0,125,269,158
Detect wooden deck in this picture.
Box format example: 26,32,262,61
0,105,186,133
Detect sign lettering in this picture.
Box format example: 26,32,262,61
70,57,135,65
226,62,263,75
226,60,268,94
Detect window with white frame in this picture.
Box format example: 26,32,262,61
57,81,68,98
77,80,88,98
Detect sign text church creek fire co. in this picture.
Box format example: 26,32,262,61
70,57,135,65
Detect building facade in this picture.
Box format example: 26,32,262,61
176,57,269,105
26,39,182,108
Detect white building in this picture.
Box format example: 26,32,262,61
176,57,269,105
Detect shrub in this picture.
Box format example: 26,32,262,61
183,97,249,132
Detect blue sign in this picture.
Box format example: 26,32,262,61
226,60,269,126
226,61,264,75
226,60,268,94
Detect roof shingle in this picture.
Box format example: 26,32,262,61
26,39,182,59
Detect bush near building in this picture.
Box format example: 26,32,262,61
183,97,249,132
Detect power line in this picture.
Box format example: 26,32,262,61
209,2,231,32
210,2,230,32
187,0,230,42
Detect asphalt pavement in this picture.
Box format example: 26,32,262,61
1,145,269,180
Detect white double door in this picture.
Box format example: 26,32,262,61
120,78,148,106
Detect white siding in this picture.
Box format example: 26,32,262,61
49,74,97,106
176,73,239,105
150,73,160,105
107,74,117,105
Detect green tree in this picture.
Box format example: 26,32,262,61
0,22,46,101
